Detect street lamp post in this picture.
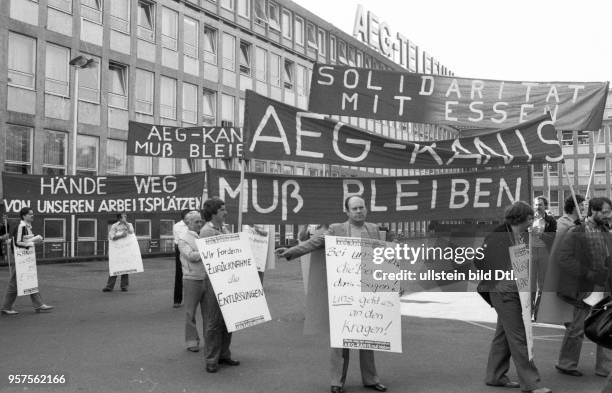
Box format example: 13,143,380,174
69,55,96,258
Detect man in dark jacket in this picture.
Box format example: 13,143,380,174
531,197,556,315
557,197,612,378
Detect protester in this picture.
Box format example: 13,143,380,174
172,209,191,308
277,196,387,393
199,198,240,373
1,207,53,315
531,196,556,315
178,210,206,353
557,197,612,378
103,213,134,292
477,201,551,393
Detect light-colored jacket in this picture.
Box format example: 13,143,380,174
178,229,206,280
108,221,134,241
172,220,187,245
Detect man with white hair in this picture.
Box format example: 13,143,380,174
177,210,205,353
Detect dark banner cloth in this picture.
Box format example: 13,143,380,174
207,166,531,225
3,172,205,215
127,121,243,158
308,64,609,133
244,90,562,169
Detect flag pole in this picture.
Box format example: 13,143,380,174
563,160,582,221
585,129,601,198
237,159,246,231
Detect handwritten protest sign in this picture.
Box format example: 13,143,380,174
325,236,401,352
14,245,39,296
108,234,144,276
509,243,533,360
243,225,270,272
196,232,271,332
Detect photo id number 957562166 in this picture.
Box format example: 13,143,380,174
7,374,67,384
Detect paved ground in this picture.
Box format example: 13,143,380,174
0,257,606,393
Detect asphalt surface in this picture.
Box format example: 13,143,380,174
0,257,606,393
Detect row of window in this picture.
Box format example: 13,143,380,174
534,159,612,178
561,128,612,146
7,30,309,121
40,216,166,242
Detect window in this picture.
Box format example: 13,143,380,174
78,54,100,104
306,23,317,48
294,16,304,45
81,0,102,24
160,219,175,250
107,139,126,174
254,0,267,22
135,69,154,114
77,219,96,240
283,60,294,89
562,130,574,146
182,82,198,124
135,220,151,238
270,53,280,87
296,65,305,96
596,158,606,174
5,125,32,174
160,76,177,120
44,219,65,241
221,94,235,124
317,30,326,55
161,7,178,50
108,62,128,109
221,0,234,11
222,33,235,71
8,32,36,89
255,47,266,82
239,98,245,126
533,163,543,177
76,135,98,175
110,0,129,33
48,0,72,13
238,0,250,17
45,43,69,96
268,2,280,30
281,9,292,39
183,16,198,58
203,26,218,64
329,36,337,62
548,163,559,177
254,160,266,172
137,0,155,41
134,156,152,174
337,40,347,64
239,41,252,75
347,46,355,66
42,130,66,175
202,89,217,126
577,131,589,145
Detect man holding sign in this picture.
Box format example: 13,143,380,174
278,196,387,393
199,198,240,373
1,207,53,315
103,213,135,292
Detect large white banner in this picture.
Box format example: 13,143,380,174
196,232,271,332
243,225,270,272
14,245,39,296
509,243,533,360
108,234,144,276
325,236,402,353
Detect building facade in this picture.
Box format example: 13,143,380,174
1,0,453,260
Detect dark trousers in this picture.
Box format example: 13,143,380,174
203,277,232,365
330,348,379,387
486,291,540,391
174,246,183,304
105,274,128,290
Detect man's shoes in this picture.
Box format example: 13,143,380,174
596,371,610,377
173,303,182,308
486,381,520,388
364,383,387,392
121,288,128,292
219,358,240,366
524,388,551,393
187,346,199,352
102,288,112,292
34,304,54,313
205,364,218,373
555,365,582,377
1,309,18,315
330,386,343,393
